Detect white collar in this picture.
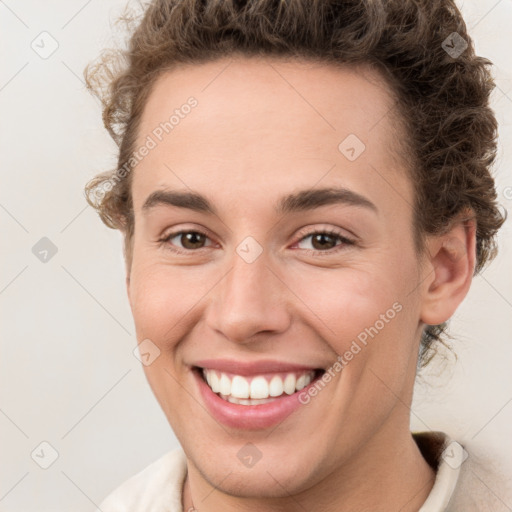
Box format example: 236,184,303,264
415,431,463,511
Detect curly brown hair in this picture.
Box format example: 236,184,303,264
84,0,506,368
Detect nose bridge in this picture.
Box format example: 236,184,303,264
207,241,289,343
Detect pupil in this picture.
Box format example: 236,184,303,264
312,233,335,250
183,232,204,249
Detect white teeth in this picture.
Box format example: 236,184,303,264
296,374,306,391
223,394,276,405
231,375,250,398
201,368,316,403
250,376,269,399
209,372,220,393
269,375,284,397
219,373,231,395
283,374,296,395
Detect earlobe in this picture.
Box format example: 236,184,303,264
420,216,476,327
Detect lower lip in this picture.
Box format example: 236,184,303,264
193,368,322,430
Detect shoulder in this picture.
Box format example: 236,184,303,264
96,448,187,512
447,439,512,512
414,431,511,512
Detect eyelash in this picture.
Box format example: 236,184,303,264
159,227,355,257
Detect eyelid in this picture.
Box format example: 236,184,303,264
293,225,355,244
160,226,213,253
289,227,355,255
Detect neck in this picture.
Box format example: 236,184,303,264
182,417,436,512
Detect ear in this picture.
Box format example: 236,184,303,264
420,214,476,326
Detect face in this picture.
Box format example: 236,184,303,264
127,57,429,497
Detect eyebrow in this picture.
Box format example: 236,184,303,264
142,187,378,216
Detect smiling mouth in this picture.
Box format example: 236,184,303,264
194,367,325,405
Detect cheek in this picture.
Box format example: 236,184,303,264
129,270,175,339
287,258,419,366
128,251,206,342
128,259,202,418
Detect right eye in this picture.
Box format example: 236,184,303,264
160,229,215,254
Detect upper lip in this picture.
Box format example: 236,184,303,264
193,358,322,376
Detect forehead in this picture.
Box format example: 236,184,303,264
132,57,412,219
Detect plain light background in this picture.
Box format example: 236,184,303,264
0,1,511,510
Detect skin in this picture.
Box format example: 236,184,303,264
125,57,476,512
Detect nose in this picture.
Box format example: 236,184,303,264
205,247,290,345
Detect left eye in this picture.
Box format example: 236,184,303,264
295,231,353,252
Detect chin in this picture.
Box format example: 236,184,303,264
201,461,315,499
183,438,323,499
